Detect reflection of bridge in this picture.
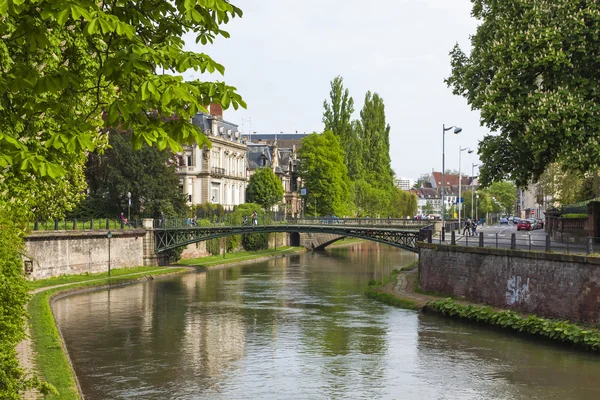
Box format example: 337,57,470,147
154,219,433,254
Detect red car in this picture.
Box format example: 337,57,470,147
517,219,532,231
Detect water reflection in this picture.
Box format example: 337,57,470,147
53,242,600,400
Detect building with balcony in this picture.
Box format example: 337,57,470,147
177,104,248,210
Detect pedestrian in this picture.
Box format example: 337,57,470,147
120,212,129,226
463,219,471,236
252,211,258,225
159,211,165,227
242,216,248,226
191,216,197,226
472,220,477,236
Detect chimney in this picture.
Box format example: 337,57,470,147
209,103,223,119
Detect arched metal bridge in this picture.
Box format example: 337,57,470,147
154,218,433,254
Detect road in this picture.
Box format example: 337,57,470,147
440,222,589,254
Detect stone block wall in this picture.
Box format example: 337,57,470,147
419,243,600,324
24,230,146,280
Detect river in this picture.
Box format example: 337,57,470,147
53,242,600,399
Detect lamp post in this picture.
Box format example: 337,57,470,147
476,194,480,222
458,147,473,230
471,163,479,220
107,231,112,277
442,124,462,241
127,192,131,223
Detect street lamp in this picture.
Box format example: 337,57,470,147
127,191,131,223
458,146,473,230
107,231,112,277
471,163,479,220
442,124,462,240
476,194,480,221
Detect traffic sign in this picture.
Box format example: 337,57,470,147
530,210,535,215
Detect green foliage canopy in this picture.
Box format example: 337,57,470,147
298,131,351,216
446,0,600,187
76,131,188,218
323,76,362,179
0,210,54,398
246,167,284,211
1,0,245,190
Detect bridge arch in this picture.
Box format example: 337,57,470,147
153,224,432,254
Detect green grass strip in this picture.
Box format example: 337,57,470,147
27,267,187,400
425,298,600,351
364,286,419,310
363,264,419,310
176,246,304,267
28,266,171,290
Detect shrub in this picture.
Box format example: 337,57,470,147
0,211,55,398
425,298,600,351
241,233,269,251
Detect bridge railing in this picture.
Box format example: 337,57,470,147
288,217,431,227
153,217,434,229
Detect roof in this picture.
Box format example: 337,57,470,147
431,172,471,188
242,133,309,141
247,144,272,170
192,113,239,135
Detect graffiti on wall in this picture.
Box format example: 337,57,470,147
506,275,530,305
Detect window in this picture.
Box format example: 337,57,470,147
187,155,192,167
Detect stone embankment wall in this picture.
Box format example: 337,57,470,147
419,243,600,324
24,230,146,279
298,232,344,250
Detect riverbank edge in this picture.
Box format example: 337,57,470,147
25,246,309,399
176,246,307,270
27,268,190,400
367,265,600,352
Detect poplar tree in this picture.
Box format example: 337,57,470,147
357,91,394,189
323,76,363,180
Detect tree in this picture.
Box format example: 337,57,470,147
75,130,188,218
486,181,517,215
422,201,434,216
323,76,362,179
298,131,351,216
446,1,600,187
1,0,245,211
356,91,394,189
246,167,284,211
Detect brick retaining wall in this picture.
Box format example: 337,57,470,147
418,243,600,324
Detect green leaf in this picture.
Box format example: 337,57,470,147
57,8,70,25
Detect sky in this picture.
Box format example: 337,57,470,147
183,0,484,181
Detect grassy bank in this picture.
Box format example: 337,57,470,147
28,266,172,290
176,246,304,267
27,267,187,400
364,261,419,310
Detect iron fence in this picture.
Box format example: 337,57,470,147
439,231,600,255
30,218,142,231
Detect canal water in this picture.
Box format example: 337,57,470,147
53,242,600,399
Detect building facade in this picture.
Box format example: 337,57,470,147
177,106,248,211
247,141,302,216
395,177,415,191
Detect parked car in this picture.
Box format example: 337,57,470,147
528,218,539,230
517,219,532,231
500,217,509,225
537,219,544,229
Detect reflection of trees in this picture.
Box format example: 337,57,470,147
58,242,421,398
